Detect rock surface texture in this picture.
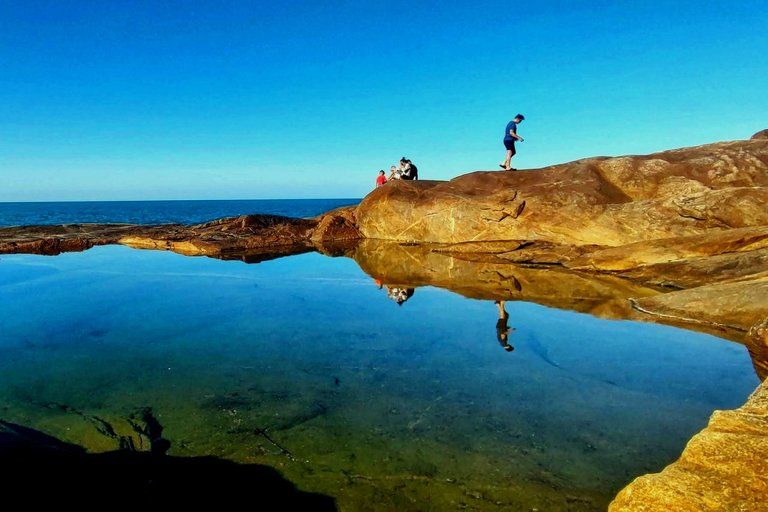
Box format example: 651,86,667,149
2,131,767,511
356,139,768,246
609,377,768,512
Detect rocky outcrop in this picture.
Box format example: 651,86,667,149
609,375,768,512
0,207,360,258
0,223,146,255
356,137,768,246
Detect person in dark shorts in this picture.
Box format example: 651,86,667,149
495,300,515,352
500,114,525,171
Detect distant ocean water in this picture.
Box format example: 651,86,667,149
0,198,361,227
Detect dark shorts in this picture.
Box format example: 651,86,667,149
504,139,516,153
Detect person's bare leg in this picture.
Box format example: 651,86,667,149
501,149,512,170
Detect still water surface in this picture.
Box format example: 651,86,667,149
0,245,759,510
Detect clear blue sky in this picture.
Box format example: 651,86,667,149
2,1,766,202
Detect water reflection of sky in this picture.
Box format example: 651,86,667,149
0,245,760,510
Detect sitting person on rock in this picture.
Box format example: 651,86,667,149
398,158,412,180
399,158,418,180
375,170,387,188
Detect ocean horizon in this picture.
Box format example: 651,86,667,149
0,198,362,228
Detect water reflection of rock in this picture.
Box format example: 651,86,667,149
350,239,768,381
214,239,360,264
354,238,656,314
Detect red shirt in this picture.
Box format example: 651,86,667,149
376,174,387,187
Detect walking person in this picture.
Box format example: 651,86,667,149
494,300,515,352
500,114,525,171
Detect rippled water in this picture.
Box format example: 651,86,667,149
0,245,759,510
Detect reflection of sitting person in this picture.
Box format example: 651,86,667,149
495,300,515,352
387,286,415,306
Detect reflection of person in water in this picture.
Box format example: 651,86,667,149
495,300,515,352
387,286,415,306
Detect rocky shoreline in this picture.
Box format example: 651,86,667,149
2,130,767,510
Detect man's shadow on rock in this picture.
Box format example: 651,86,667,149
0,420,337,509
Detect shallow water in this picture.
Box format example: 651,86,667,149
0,245,760,510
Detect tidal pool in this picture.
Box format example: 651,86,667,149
0,245,760,510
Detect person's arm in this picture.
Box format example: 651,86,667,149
509,128,524,142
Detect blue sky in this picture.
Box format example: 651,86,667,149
1,1,766,201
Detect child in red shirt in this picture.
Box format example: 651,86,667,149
375,170,387,188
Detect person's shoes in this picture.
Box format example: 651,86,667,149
509,168,518,172
499,163,507,169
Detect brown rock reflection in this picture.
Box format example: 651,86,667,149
349,239,768,381
351,238,659,315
